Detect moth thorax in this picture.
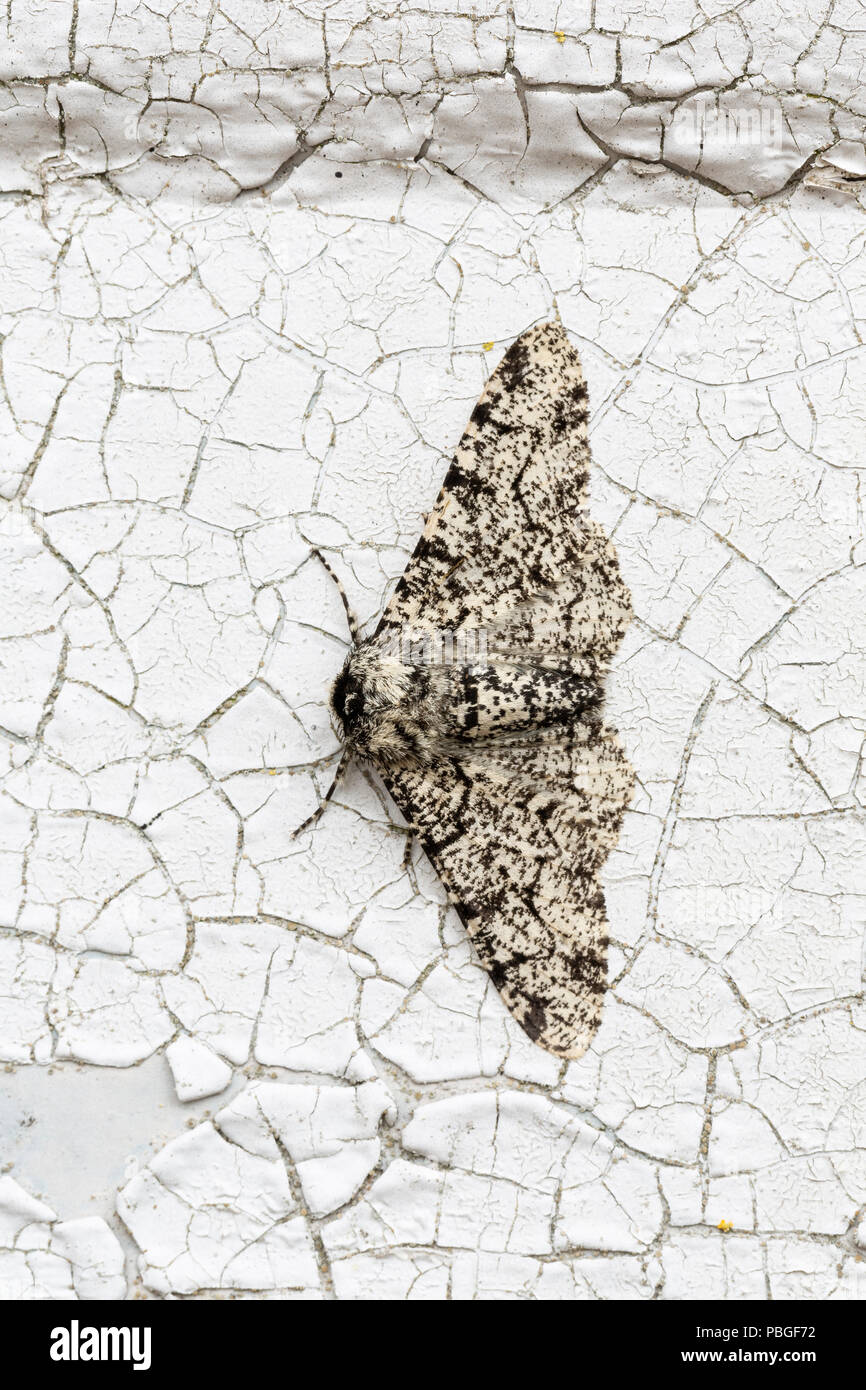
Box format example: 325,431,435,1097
330,640,443,764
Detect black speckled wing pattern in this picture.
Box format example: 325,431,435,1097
374,322,633,1059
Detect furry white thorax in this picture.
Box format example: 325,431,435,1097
330,637,447,765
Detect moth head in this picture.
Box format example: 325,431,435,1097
329,640,433,764
330,657,366,741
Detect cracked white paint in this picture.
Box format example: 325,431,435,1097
0,1177,125,1300
165,1035,234,1102
1,0,866,1300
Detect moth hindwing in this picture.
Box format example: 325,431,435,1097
327,321,633,1059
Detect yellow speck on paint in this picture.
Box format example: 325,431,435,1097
554,30,566,43
483,341,494,351
717,1219,733,1232
269,769,278,775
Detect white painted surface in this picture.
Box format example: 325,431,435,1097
1,0,866,1300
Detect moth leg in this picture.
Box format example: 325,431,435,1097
401,823,422,872
309,547,360,645
292,747,351,838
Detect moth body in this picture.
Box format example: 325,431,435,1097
331,636,601,766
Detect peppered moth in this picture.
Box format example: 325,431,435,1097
318,322,633,1059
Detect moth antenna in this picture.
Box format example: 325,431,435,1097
292,746,351,839
310,547,360,645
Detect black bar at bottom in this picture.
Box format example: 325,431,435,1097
0,1296,856,1376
